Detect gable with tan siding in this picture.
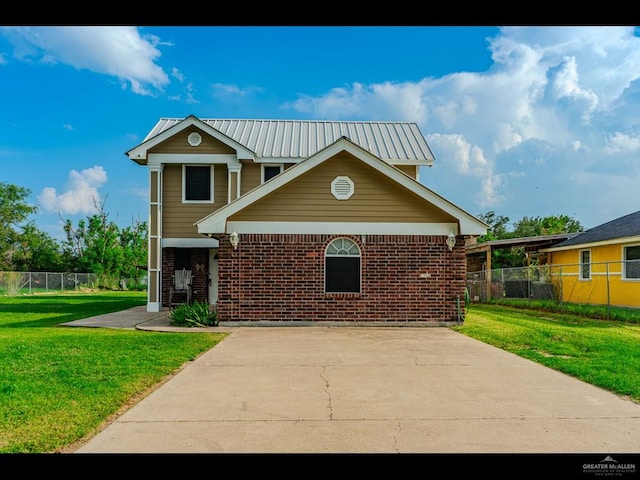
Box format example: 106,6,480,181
148,127,236,154
162,164,229,237
230,152,454,224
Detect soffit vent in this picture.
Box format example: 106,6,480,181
188,132,202,146
331,176,354,200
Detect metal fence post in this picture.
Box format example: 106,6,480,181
559,266,563,307
606,262,610,318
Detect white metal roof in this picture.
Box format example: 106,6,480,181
144,118,435,165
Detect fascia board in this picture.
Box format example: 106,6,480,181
540,235,640,253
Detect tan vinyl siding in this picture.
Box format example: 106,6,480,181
149,128,236,154
149,240,158,270
230,152,454,223
162,164,228,237
148,273,158,303
150,171,158,199
240,161,261,195
240,162,296,195
149,207,158,237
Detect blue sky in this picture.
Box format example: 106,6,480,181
1,26,639,240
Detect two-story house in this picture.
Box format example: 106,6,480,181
126,115,487,325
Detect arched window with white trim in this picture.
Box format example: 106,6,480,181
325,237,361,293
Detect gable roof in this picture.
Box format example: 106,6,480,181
130,115,434,166
542,210,640,251
126,115,256,164
196,136,487,236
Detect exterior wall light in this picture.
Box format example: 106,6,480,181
229,232,239,250
446,229,456,251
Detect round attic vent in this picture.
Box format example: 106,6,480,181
188,132,202,146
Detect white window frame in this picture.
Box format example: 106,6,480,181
261,164,283,183
182,165,215,203
579,249,591,280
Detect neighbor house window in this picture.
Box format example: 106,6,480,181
624,245,640,279
325,237,361,293
262,164,283,183
580,249,591,280
183,165,213,202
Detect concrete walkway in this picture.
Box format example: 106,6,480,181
65,309,640,456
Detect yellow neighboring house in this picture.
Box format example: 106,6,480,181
540,210,640,308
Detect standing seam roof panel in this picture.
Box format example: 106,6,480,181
143,118,434,162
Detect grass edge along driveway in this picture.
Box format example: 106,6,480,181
0,291,227,453
455,303,640,406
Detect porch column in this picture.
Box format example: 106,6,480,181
227,163,243,202
147,165,163,312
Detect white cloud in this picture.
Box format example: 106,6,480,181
604,132,640,154
287,26,640,226
38,166,108,215
285,81,427,122
211,83,264,98
0,26,170,96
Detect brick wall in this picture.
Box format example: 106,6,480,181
216,233,466,324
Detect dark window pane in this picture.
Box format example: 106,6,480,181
264,166,281,182
185,166,210,201
625,246,640,278
580,250,590,279
626,246,640,261
325,257,360,293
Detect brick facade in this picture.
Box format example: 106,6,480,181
215,233,466,324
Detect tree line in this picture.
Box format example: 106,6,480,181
1,181,147,288
476,210,584,269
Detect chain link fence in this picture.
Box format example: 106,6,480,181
0,272,147,295
467,260,640,309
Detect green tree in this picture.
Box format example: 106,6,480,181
10,222,65,272
512,215,583,237
475,211,584,269
62,197,147,288
476,211,511,242
0,182,50,271
119,219,148,286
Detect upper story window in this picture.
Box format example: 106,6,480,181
624,245,640,280
325,237,361,293
183,165,214,203
262,164,283,183
580,249,591,280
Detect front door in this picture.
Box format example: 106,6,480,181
208,248,219,306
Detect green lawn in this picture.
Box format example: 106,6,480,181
0,291,226,453
1,292,638,453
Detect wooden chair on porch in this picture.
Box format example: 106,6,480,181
169,268,193,307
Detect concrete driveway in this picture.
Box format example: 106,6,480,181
72,324,640,456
